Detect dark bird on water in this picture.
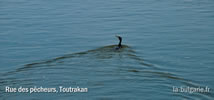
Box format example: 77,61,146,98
115,35,122,50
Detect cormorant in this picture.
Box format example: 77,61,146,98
115,35,122,50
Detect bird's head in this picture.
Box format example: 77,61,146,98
115,35,122,41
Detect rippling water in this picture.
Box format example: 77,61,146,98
0,0,214,99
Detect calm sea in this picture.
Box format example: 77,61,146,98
0,0,214,99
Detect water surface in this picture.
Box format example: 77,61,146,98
0,0,214,99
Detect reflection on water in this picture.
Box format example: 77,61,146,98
1,45,212,99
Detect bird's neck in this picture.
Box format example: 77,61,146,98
118,40,122,47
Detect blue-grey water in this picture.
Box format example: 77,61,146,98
0,0,214,99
